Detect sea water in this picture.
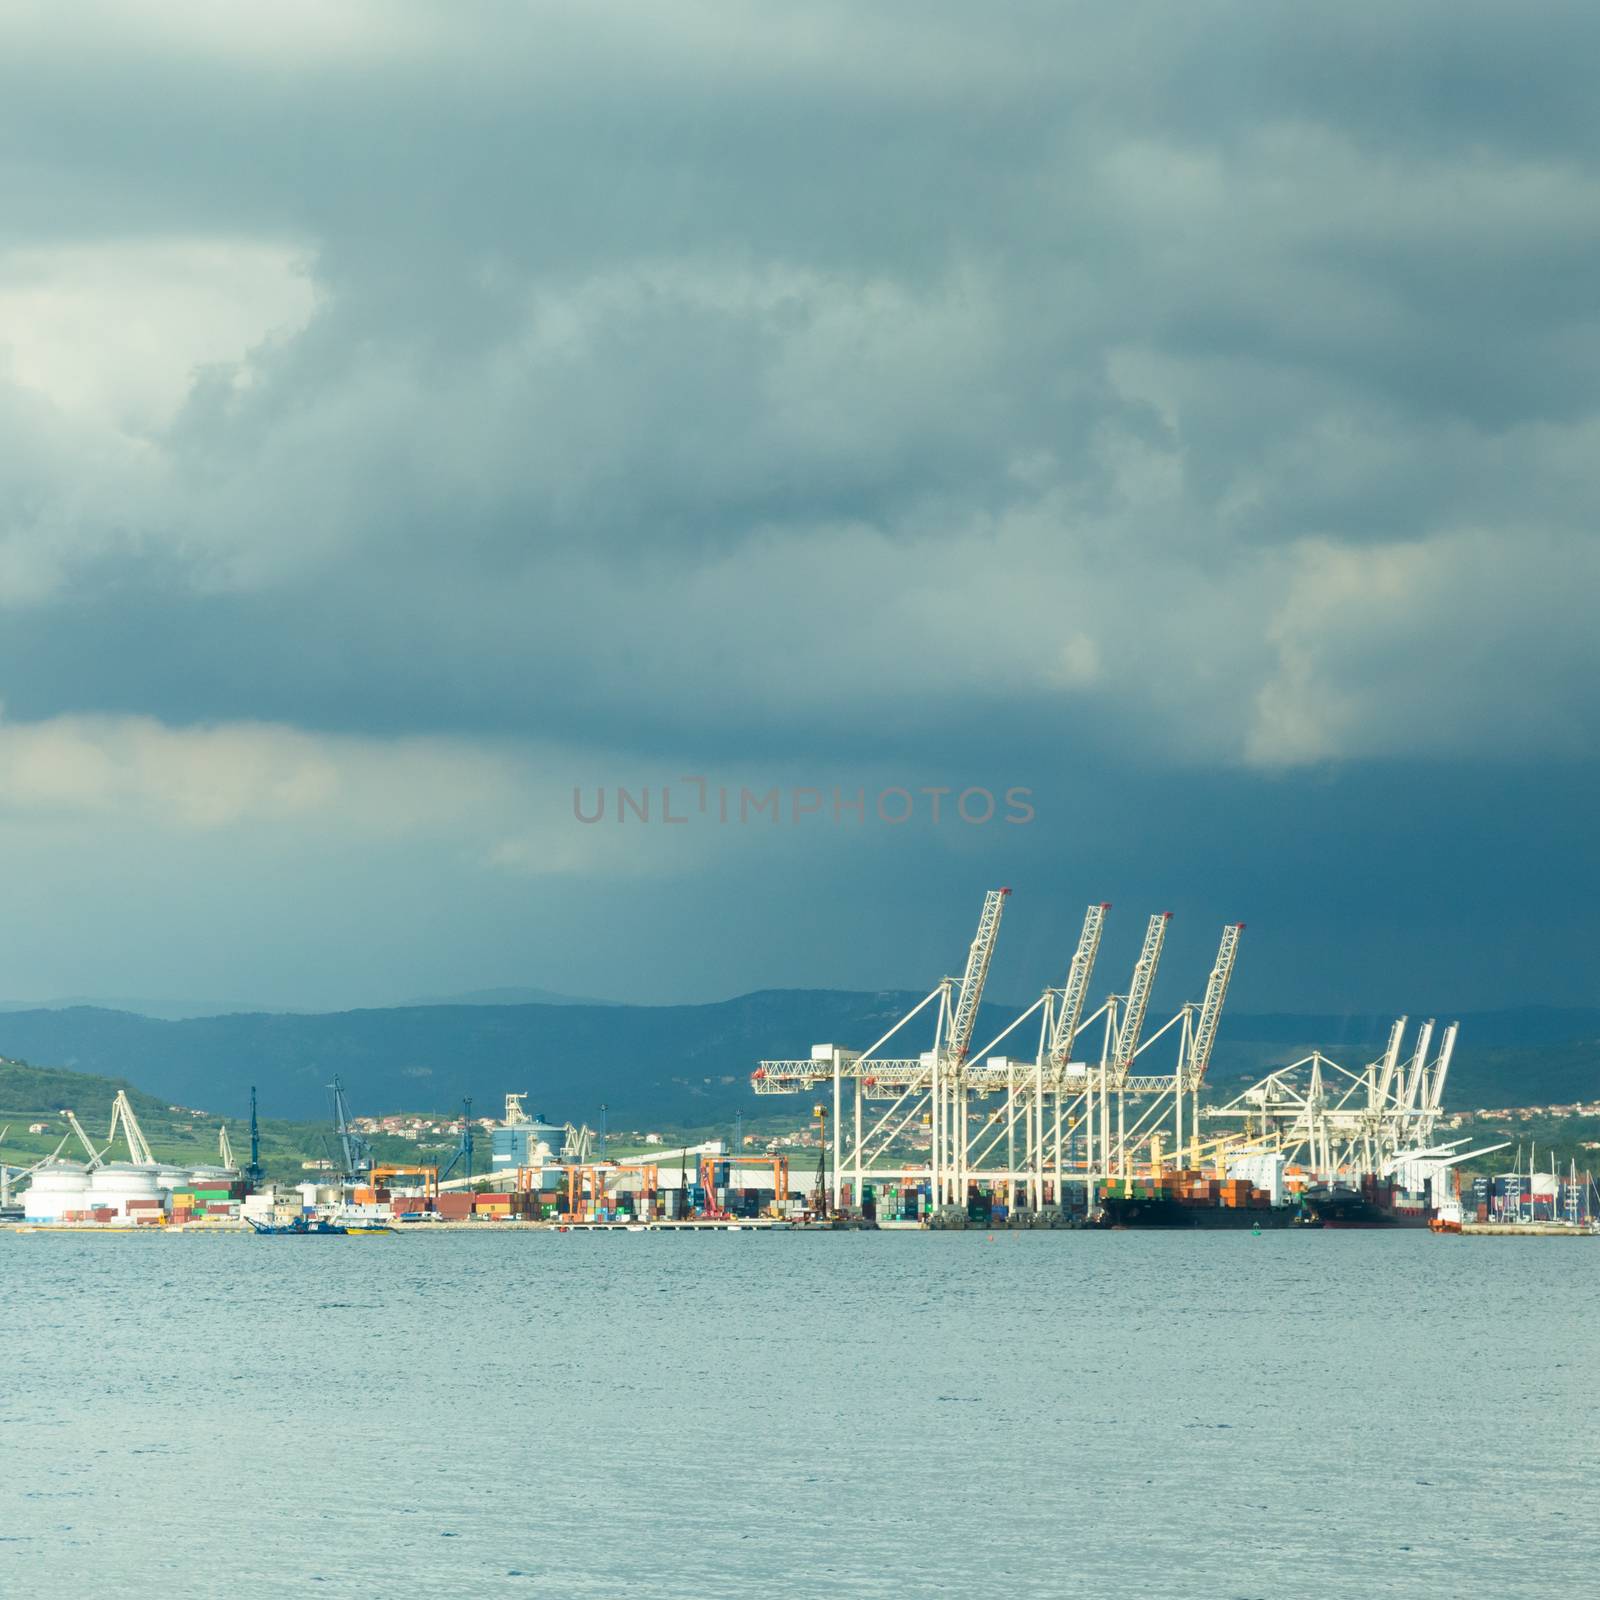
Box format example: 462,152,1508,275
4,1228,1596,1597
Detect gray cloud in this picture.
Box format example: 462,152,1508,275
0,3,1596,1008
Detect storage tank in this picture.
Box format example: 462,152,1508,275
156,1165,193,1192
190,1165,239,1186
89,1162,163,1217
23,1160,90,1223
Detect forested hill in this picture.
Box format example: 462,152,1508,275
0,995,1594,1129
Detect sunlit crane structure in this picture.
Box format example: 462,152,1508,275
108,1090,157,1165
1202,1017,1464,1175
752,892,1249,1212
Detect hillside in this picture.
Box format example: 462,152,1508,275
0,993,1595,1132
0,1058,435,1183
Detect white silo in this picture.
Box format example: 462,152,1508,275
89,1162,164,1217
156,1165,193,1193
23,1160,91,1223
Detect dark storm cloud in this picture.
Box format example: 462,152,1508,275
1,2,1598,1009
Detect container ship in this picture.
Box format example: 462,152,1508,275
1300,1175,1435,1228
1095,1170,1299,1229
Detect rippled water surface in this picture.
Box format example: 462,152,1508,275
4,1229,1597,1597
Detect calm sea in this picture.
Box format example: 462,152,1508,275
4,1229,1596,1598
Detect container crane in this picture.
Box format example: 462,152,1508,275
439,1097,475,1183
1048,904,1109,1078
1425,1022,1458,1117
1399,1020,1435,1119
1111,913,1171,1086
947,888,1008,1069
926,888,1009,1206
328,1076,371,1181
1184,924,1244,1092
1371,1017,1408,1110
219,1124,234,1168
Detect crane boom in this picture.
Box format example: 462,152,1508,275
1425,1022,1458,1114
1112,913,1171,1084
1185,923,1245,1090
1400,1020,1434,1115
1048,904,1109,1074
108,1090,157,1166
439,1097,475,1183
62,1108,103,1167
946,888,1009,1065
219,1124,234,1169
328,1076,371,1180
1372,1017,1407,1109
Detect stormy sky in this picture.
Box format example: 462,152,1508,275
1,2,1596,1016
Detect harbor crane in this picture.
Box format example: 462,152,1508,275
61,1108,103,1166
244,1085,264,1191
1205,1017,1463,1176
107,1090,157,1166
562,1122,596,1164
1047,904,1109,1083
948,888,1008,1070
328,1076,372,1181
439,1097,475,1183
1,1129,74,1210
219,1124,235,1169
1110,913,1171,1086
754,894,1254,1212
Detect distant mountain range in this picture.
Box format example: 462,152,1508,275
0,985,615,1021
0,993,1593,1129
397,986,620,1009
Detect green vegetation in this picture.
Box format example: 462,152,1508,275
1450,1114,1600,1182
0,1057,438,1183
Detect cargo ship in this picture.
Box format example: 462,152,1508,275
1094,1171,1299,1229
1301,1175,1436,1229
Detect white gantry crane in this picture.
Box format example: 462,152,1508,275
1110,913,1171,1088
946,888,1008,1072
752,894,1251,1216
751,888,1013,1211
1204,1016,1466,1179
1048,904,1109,1087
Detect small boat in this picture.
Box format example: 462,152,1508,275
246,1216,352,1236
